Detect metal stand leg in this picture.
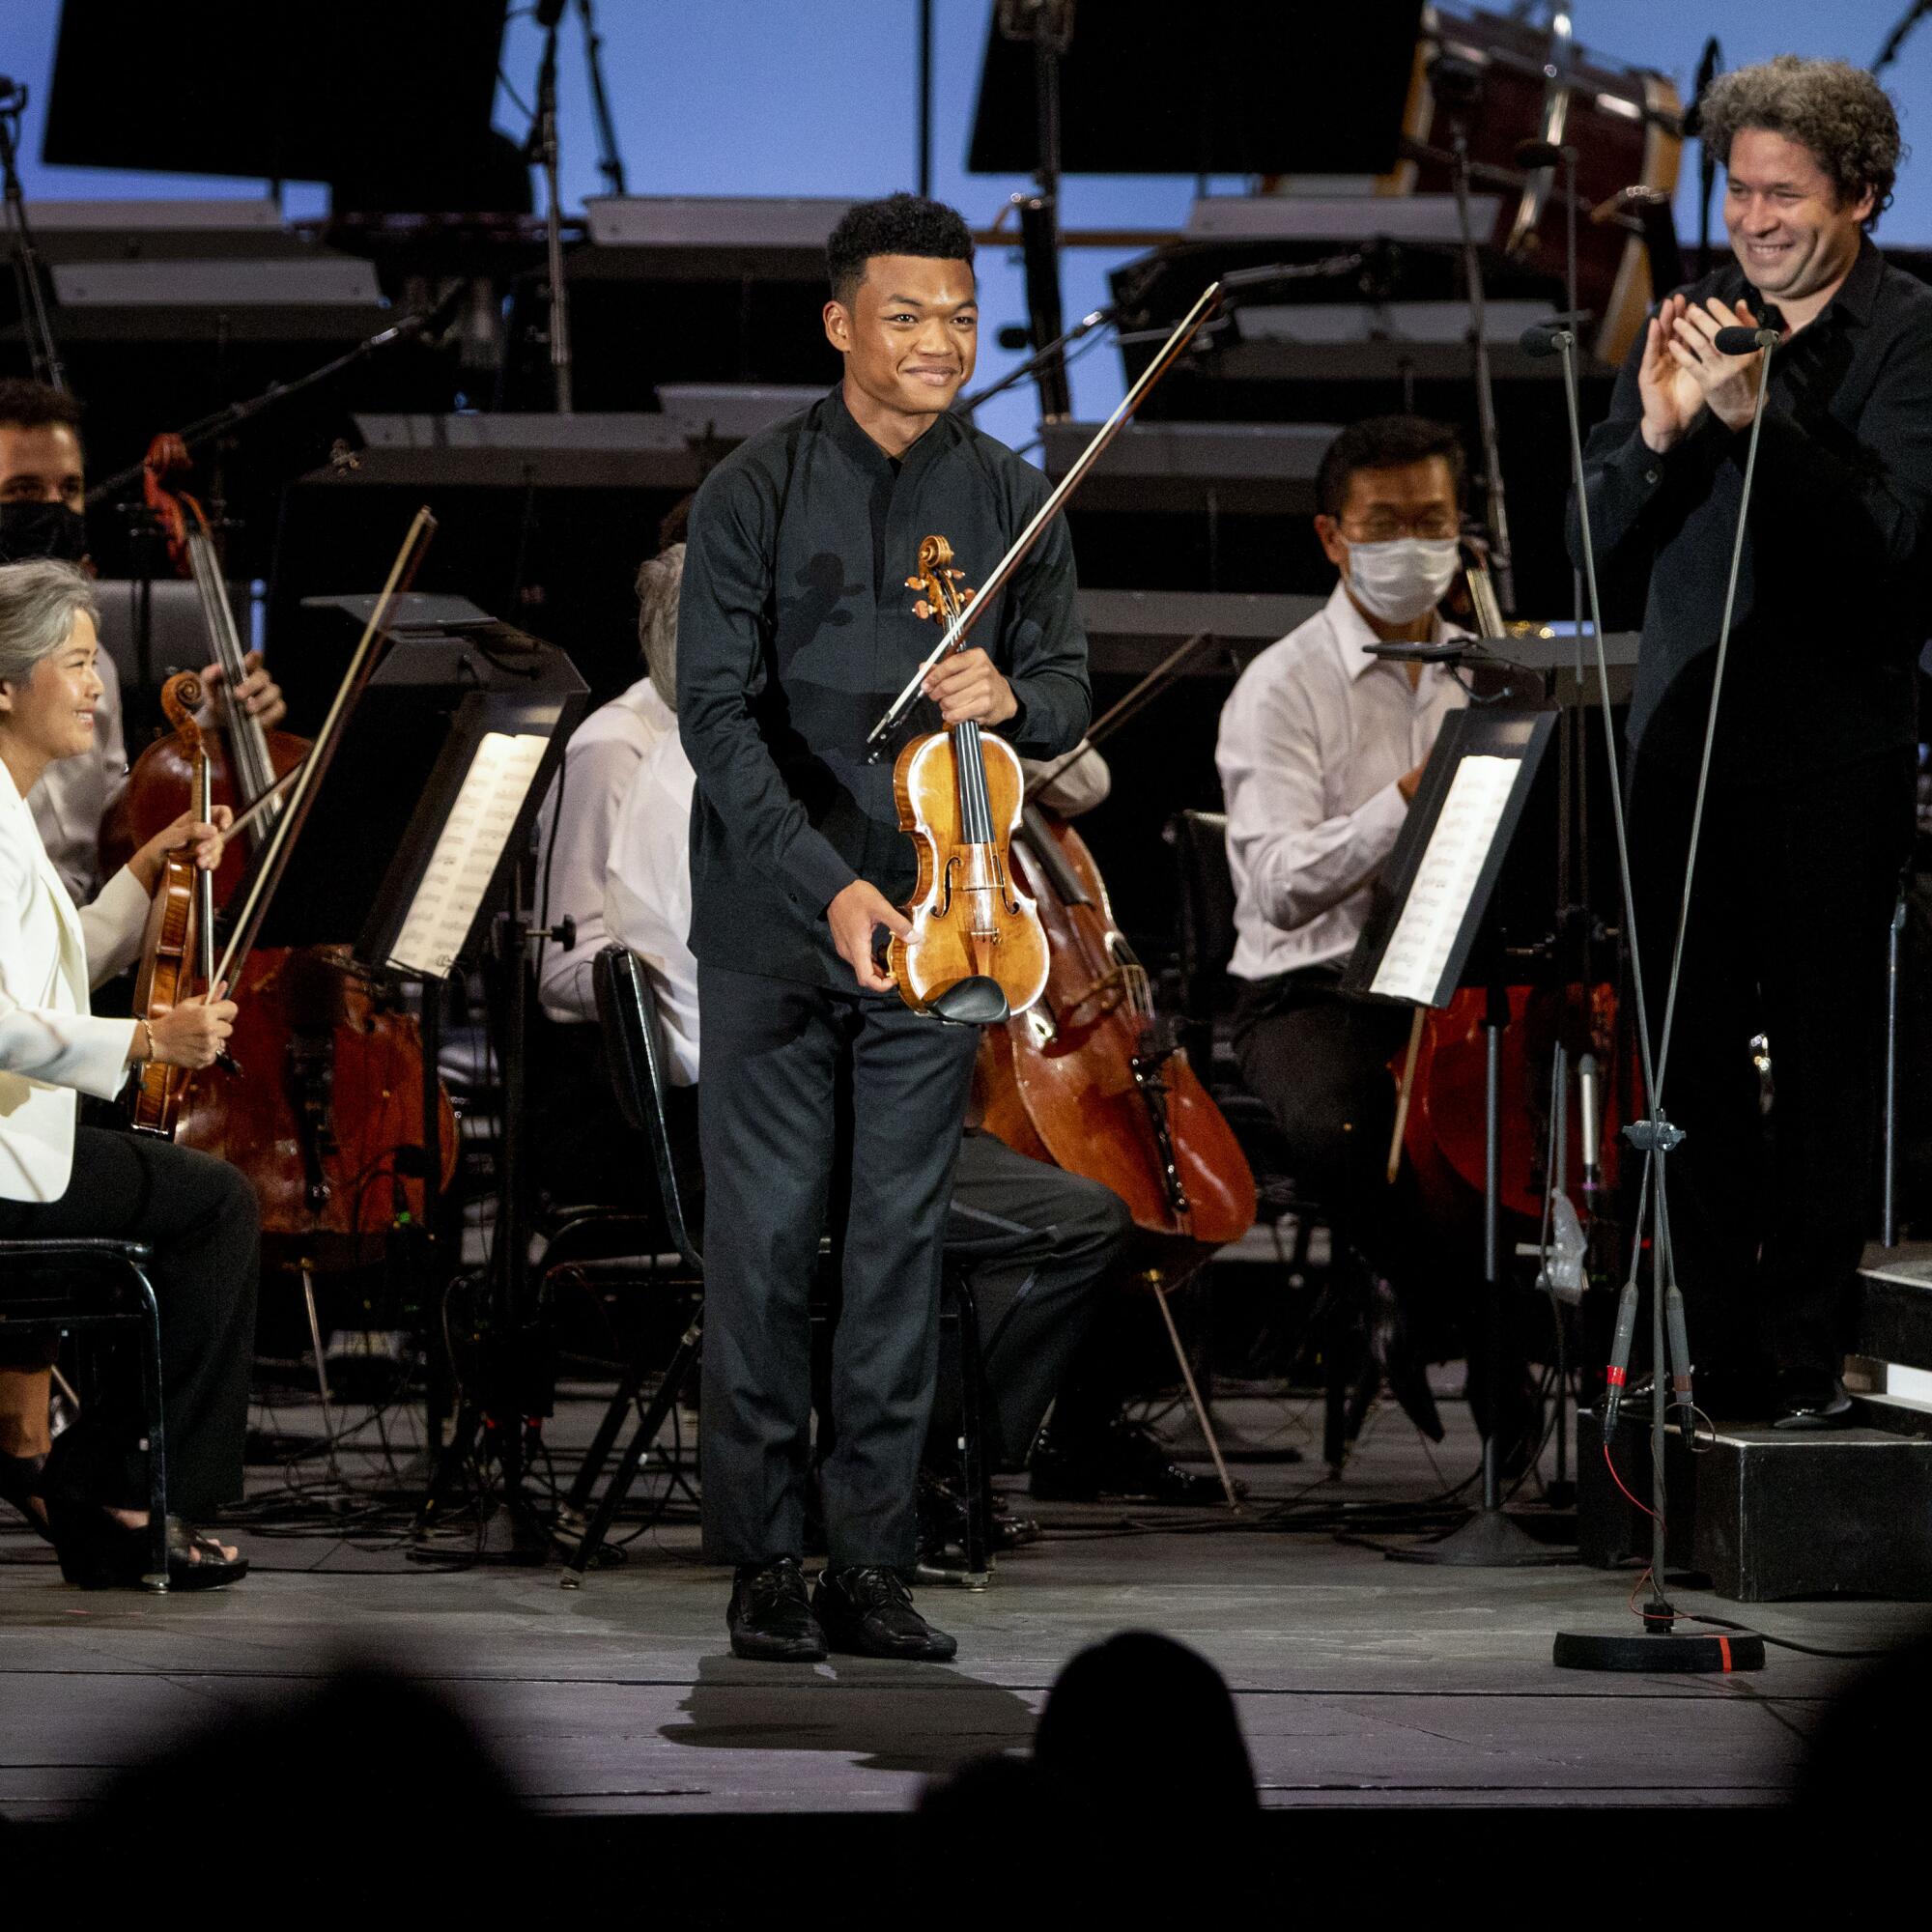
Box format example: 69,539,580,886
1153,1286,1240,1511
299,1261,340,1477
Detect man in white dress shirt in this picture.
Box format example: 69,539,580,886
1216,416,1530,1447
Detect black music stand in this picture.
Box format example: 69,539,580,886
967,3,1423,176
264,595,587,1537
1344,696,1567,1566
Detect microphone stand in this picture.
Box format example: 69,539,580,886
575,0,628,197
527,9,575,412
1444,97,1517,613
1543,318,1775,1673
0,78,65,393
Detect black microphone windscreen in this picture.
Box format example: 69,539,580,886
1714,326,1775,354
1519,323,1571,357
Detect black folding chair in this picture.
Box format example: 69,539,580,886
0,1237,170,1587
556,946,705,1587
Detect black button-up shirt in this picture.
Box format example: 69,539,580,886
1573,238,1932,783
678,385,1091,986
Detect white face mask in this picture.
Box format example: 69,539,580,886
1343,537,1462,625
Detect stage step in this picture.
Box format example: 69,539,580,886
1579,1408,1932,1603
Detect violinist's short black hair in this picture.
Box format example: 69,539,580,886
827,193,976,308
1316,415,1466,519
0,378,83,438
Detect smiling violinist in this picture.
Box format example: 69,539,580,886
676,194,1090,1662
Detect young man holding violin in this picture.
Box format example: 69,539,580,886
677,194,1090,1661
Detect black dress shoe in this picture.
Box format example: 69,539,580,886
813,1566,957,1661
726,1557,827,1662
1772,1372,1856,1432
1030,1418,1237,1506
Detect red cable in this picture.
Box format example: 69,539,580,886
1603,1440,1659,1521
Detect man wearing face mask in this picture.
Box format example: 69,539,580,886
1215,416,1534,1451
0,379,286,901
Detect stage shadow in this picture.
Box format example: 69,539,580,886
660,1651,1037,1774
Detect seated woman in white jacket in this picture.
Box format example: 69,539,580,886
0,560,254,1589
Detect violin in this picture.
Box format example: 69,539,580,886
890,535,1049,1025
127,671,228,1138
980,797,1256,1268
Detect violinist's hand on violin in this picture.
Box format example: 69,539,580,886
129,806,233,893
923,649,1017,728
147,981,238,1070
829,880,912,994
201,649,288,731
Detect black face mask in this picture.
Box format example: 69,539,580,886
0,500,88,565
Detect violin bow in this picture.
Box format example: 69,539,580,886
212,508,437,993
865,280,1225,761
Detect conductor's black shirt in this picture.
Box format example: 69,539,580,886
678,385,1091,987
1571,237,1932,783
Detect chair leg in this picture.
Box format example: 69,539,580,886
131,1264,170,1592
560,1314,702,1588
1152,1286,1240,1511
564,1353,653,1517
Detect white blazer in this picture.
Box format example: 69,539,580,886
0,759,150,1202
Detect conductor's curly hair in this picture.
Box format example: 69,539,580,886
1699,56,1904,229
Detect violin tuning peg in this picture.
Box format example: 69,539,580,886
912,600,933,621
905,575,924,589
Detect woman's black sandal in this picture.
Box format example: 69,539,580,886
0,1450,53,1543
45,1496,247,1591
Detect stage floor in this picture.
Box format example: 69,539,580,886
1,1385,1922,1820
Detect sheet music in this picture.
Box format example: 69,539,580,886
1370,753,1521,1007
387,731,549,979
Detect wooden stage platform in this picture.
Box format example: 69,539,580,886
3,1383,1922,1828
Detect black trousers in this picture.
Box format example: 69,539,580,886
1230,969,1522,1415
1626,747,1915,1382
929,1129,1130,1469
696,961,979,1570
0,1126,258,1520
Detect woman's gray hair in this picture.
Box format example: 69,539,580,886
1700,56,1904,228
637,541,685,712
0,558,100,689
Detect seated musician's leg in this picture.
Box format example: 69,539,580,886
930,1128,1131,1471
0,1125,257,1580
0,1355,56,1534
1231,968,1411,1236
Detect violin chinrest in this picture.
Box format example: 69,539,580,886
926,976,1009,1028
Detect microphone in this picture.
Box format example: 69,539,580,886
1714,325,1778,355
1519,311,1594,357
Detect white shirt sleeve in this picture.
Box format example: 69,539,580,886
605,742,700,1086
0,838,138,1098
533,731,645,1024
1023,741,1111,818
1220,670,1408,936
